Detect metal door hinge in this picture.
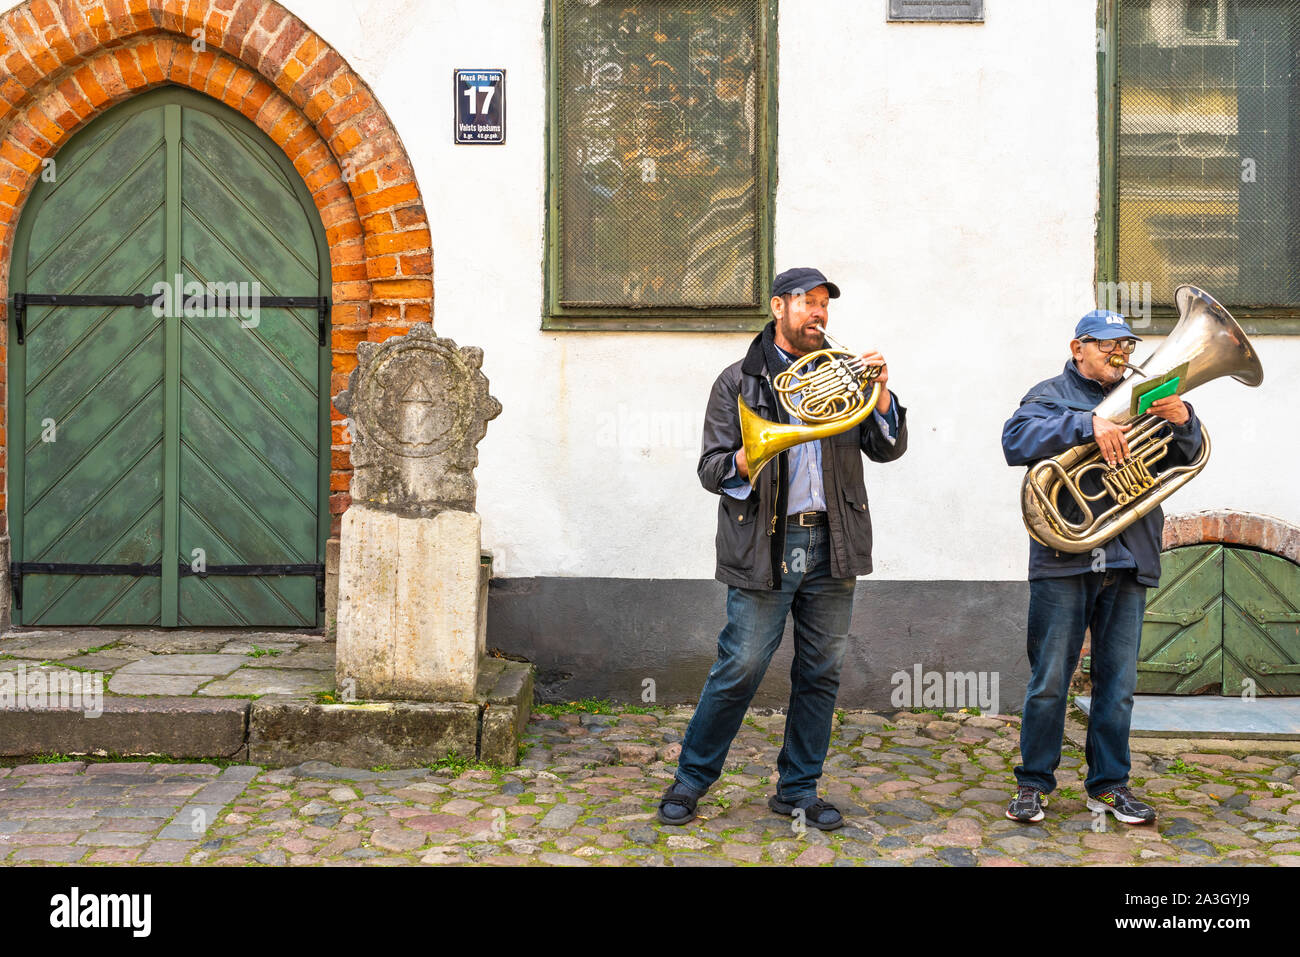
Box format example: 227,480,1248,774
10,561,165,610
1243,603,1300,625
1144,609,1208,627
1245,656,1300,676
1136,653,1201,675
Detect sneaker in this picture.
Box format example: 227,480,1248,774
657,780,703,826
1087,786,1156,825
1005,785,1048,823
768,794,844,831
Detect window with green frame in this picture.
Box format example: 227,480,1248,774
544,0,777,331
1098,0,1300,333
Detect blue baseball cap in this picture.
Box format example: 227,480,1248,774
1074,309,1142,341
772,266,840,299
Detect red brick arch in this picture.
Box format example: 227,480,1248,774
1163,510,1300,566
0,0,433,536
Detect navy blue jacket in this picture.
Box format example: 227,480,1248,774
1002,359,1204,587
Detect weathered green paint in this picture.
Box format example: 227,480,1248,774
10,102,168,625
542,0,778,332
8,87,330,627
1223,549,1300,696
1137,544,1224,694
175,106,322,626
163,101,182,625
1138,544,1300,696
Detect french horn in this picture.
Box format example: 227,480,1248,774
1020,285,1263,553
738,326,884,486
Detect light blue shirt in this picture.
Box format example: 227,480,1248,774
722,343,898,510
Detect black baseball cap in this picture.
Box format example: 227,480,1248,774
771,266,840,299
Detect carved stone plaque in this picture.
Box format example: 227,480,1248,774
334,324,501,515
888,1,984,21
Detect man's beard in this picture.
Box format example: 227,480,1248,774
785,322,822,353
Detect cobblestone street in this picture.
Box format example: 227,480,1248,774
2,706,1299,866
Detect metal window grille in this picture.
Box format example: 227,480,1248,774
557,0,761,309
1117,0,1300,308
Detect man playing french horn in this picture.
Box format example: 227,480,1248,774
1001,309,1204,826
657,267,908,830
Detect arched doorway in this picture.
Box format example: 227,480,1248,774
7,86,331,627
1138,512,1300,695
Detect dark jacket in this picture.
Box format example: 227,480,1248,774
699,321,908,589
1001,359,1203,587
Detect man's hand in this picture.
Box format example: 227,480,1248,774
1093,415,1132,467
857,350,889,413
1147,395,1190,427
735,446,749,480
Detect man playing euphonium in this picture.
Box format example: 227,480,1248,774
1001,309,1203,826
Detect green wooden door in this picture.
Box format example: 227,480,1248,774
8,88,330,627
13,106,169,624
1136,544,1224,694
1137,545,1300,695
1223,549,1300,696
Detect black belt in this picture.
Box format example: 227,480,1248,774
787,510,827,527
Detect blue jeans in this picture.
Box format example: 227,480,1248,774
675,523,856,802
1015,570,1148,796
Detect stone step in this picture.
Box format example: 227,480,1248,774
478,659,535,765
0,695,249,760
0,654,534,768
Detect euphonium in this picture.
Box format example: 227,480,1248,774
738,326,884,487
1020,285,1263,553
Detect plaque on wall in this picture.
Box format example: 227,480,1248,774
888,1,984,21
454,69,506,144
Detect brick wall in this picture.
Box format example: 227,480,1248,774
1163,510,1300,565
0,0,433,540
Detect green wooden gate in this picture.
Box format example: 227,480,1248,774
1136,544,1300,695
7,87,331,627
1223,548,1300,696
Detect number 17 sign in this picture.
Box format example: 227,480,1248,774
454,69,506,144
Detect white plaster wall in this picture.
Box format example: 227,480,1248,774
296,0,1298,581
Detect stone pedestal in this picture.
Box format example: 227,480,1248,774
333,324,502,704
336,506,483,701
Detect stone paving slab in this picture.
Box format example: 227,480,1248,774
242,647,335,670
56,653,148,671
199,667,332,697
1,707,1297,867
115,632,273,654
0,664,96,690
217,642,303,655
109,674,211,695
116,655,245,677
0,634,104,659
1077,694,1300,738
